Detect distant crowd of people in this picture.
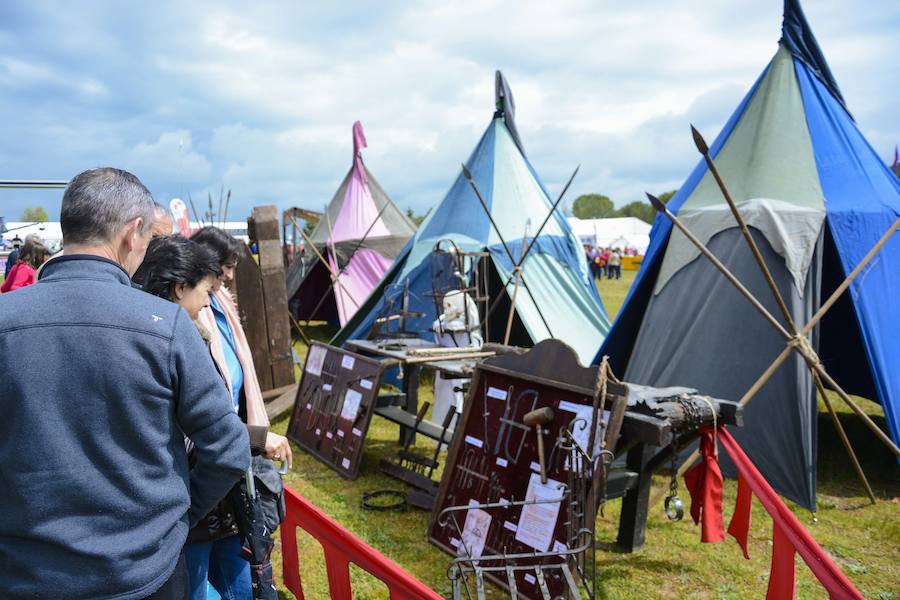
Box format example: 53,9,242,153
0,168,291,600
585,244,633,281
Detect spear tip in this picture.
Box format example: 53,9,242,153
690,124,709,155
461,163,473,181
646,192,665,212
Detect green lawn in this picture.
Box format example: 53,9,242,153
273,268,899,599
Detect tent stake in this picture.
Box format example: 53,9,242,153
692,124,877,503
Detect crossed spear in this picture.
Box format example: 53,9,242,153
649,126,900,505
461,163,581,345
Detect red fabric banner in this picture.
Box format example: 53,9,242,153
727,473,752,560
683,426,725,542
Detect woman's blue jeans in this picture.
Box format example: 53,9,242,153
185,534,252,600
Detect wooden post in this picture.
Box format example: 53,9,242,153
617,443,654,552
234,205,296,392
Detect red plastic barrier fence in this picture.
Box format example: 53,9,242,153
686,427,865,600
280,485,443,600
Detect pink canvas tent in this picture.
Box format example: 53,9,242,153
287,122,416,326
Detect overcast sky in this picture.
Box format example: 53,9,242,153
1,0,898,223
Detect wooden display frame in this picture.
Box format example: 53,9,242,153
428,339,628,599
286,342,384,479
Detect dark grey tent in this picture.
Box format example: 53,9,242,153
595,0,900,511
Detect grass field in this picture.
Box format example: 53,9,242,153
272,268,899,599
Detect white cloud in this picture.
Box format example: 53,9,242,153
127,130,212,184
0,0,897,221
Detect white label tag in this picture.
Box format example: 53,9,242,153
325,431,333,439
530,461,541,473
315,428,321,436
323,383,332,392
340,389,362,421
503,520,518,532
553,540,567,553
337,430,345,438
495,457,508,468
305,345,326,376
464,435,483,448
524,573,536,584
352,427,363,437
341,355,355,370
450,538,460,549
341,458,350,469
360,379,373,390
515,473,564,552
557,400,582,414
305,403,311,410
487,386,507,400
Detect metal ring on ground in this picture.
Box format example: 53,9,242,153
665,494,684,521
361,490,408,512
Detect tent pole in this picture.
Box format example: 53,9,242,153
503,235,529,345
461,164,555,338
647,193,792,339
650,192,900,425
289,199,393,330
692,124,877,502
322,205,361,314
649,212,900,507
288,311,312,347
298,227,361,312
472,166,578,335
814,373,876,503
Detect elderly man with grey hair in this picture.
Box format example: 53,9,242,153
0,168,250,600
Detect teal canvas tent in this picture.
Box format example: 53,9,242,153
596,0,900,510
333,72,611,363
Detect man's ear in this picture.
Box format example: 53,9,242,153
124,218,143,252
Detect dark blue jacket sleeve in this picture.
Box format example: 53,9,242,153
170,309,250,526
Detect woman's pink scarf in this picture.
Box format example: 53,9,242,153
197,286,269,428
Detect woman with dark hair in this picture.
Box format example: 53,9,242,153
2,236,50,293
132,236,221,319
189,226,292,600
135,235,259,599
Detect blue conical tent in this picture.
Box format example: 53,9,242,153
596,0,900,510
334,72,611,363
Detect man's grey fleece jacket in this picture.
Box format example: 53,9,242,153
0,255,250,599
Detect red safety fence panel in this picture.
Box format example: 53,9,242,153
687,427,864,600
280,485,443,600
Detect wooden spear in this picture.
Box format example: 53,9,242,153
461,164,555,338
648,192,900,456
647,195,900,507
691,124,876,503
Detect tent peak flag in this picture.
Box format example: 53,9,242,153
780,0,846,111
352,121,368,184
494,70,525,157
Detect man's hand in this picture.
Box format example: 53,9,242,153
264,432,293,470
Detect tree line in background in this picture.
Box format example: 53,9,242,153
570,190,676,223
21,207,49,222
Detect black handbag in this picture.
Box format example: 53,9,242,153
251,455,285,531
